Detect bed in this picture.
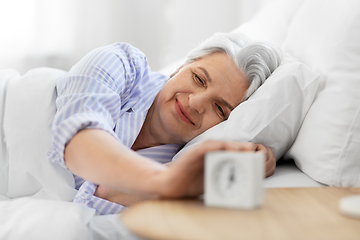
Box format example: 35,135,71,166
1,0,359,239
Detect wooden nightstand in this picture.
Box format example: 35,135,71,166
121,188,360,240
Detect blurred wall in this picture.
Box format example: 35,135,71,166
0,0,269,74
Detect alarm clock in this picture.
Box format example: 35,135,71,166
204,151,265,210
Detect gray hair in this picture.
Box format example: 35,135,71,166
185,32,282,100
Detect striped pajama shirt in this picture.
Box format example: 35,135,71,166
48,42,181,215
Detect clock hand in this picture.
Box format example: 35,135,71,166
228,166,235,189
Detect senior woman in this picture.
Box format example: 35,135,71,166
49,32,282,215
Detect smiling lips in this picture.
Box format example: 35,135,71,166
175,99,195,125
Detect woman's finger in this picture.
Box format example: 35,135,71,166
255,144,276,177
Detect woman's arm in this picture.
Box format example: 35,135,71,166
65,129,269,200
68,129,276,206
93,162,175,207
94,144,276,206
64,129,167,197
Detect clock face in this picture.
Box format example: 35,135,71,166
213,159,244,199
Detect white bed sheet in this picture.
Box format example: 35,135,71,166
264,160,325,188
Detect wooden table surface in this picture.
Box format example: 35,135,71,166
121,187,360,240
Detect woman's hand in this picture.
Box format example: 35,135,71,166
157,141,276,199
255,144,276,177
157,140,273,199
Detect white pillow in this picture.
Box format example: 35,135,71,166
173,54,321,161
283,0,360,187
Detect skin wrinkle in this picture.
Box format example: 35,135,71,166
133,52,249,151
197,66,236,112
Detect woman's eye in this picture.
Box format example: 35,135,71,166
194,74,205,85
216,104,225,117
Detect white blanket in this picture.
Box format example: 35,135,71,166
0,68,144,240
0,68,76,200
0,68,93,239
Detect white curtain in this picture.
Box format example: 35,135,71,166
0,0,266,74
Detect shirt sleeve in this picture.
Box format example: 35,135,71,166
74,180,126,215
48,42,150,168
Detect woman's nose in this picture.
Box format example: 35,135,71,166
188,93,207,114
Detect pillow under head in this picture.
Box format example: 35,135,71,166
173,53,321,161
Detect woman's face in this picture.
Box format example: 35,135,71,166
152,52,249,145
